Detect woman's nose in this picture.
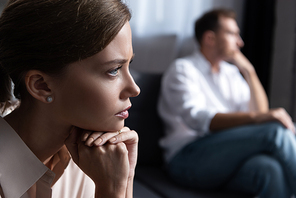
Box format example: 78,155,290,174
129,79,140,98
120,72,140,99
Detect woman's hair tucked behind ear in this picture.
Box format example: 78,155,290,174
0,0,131,112
0,64,13,115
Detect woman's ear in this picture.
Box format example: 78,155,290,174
25,70,54,103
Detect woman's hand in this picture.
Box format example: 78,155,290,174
81,127,138,178
65,127,128,197
64,127,139,197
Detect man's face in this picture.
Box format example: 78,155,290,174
214,16,244,61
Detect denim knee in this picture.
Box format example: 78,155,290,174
264,122,294,149
255,156,290,197
232,155,291,198
254,156,284,188
268,122,289,134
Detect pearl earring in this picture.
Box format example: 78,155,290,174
46,96,53,103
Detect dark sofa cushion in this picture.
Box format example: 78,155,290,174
134,179,162,198
125,70,164,166
136,167,254,198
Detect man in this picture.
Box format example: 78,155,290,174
158,9,296,197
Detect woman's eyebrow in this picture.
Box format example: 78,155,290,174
103,53,135,65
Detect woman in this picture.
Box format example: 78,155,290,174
0,0,140,197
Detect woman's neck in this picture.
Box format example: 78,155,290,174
4,105,72,163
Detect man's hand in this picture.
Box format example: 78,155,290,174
230,51,255,75
255,108,295,134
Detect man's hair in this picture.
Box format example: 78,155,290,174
194,8,236,44
0,0,131,111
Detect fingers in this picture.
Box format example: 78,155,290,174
109,129,139,176
82,131,118,147
82,127,138,147
281,115,295,134
109,129,138,145
76,127,138,182
270,108,295,134
82,131,104,146
82,128,127,147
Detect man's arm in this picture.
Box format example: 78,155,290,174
231,51,269,112
209,108,295,133
210,52,295,133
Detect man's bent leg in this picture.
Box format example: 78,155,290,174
225,155,291,198
167,122,296,194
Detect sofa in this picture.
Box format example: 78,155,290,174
127,69,255,198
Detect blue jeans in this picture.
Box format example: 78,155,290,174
167,122,296,198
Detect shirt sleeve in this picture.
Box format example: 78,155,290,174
161,59,218,134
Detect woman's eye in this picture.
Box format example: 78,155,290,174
108,66,122,76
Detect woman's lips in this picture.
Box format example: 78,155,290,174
115,106,131,119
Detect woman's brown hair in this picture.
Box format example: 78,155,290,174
0,0,131,114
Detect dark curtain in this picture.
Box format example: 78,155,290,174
241,0,276,98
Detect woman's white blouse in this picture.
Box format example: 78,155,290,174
0,117,95,198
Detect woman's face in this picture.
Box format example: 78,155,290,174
52,22,140,132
